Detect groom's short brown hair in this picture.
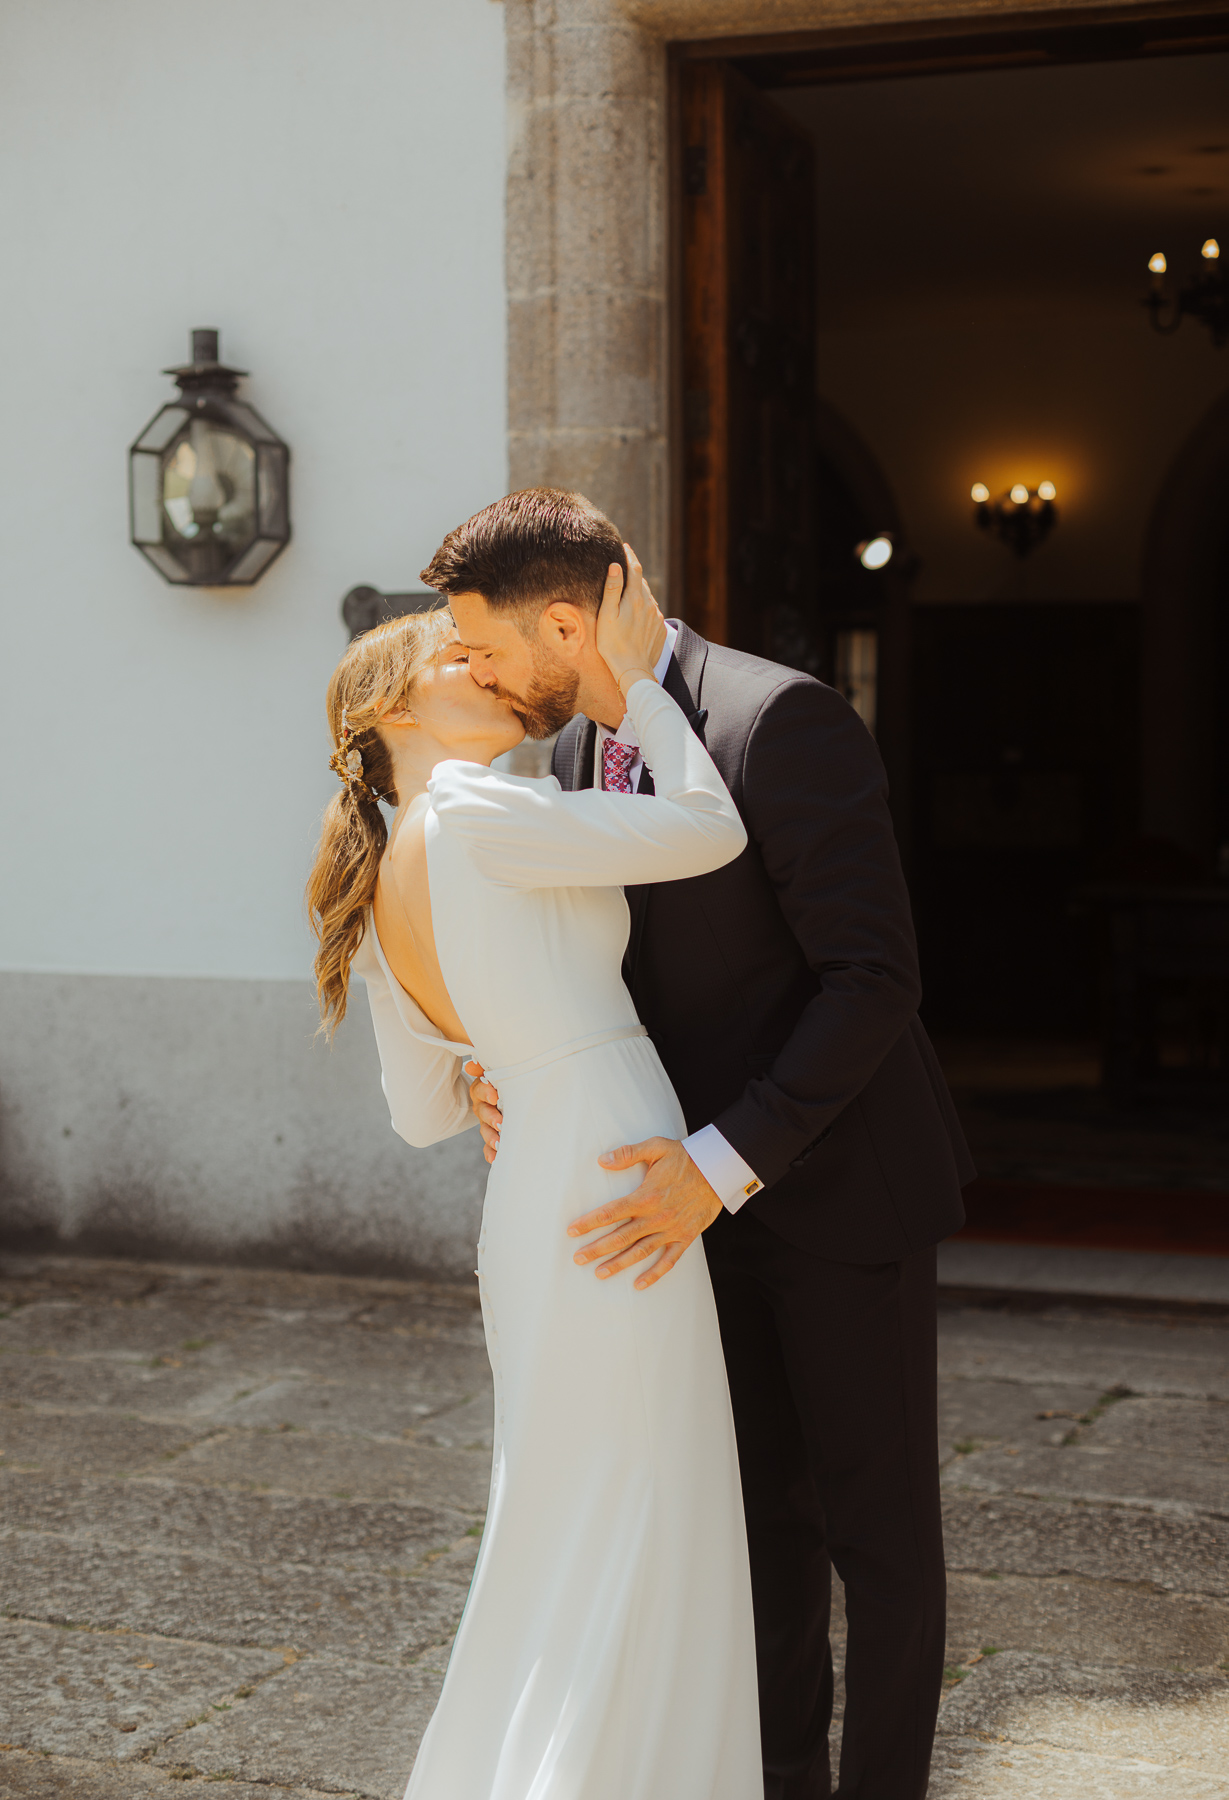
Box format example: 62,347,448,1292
421,489,627,619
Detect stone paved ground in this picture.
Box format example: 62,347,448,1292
1,1256,1226,1799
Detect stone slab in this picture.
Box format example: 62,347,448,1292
2,1534,470,1664
208,1364,491,1441
1085,1395,1229,1461
942,1492,1229,1597
943,1442,1229,1516
0,1351,251,1416
0,1618,281,1761
0,1411,212,1479
0,1470,475,1570
939,1241,1229,1306
152,1650,450,1799
938,1379,1106,1457
0,1754,343,1799
944,1572,1229,1671
930,1736,1229,1798
939,1650,1229,1767
166,1428,492,1511
938,1308,1229,1400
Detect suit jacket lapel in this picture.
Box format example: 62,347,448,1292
572,719,597,791
623,627,709,989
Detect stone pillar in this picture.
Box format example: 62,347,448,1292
506,0,669,593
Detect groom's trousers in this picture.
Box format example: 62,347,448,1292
703,1207,945,1800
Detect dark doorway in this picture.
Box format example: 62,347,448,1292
910,602,1139,1034
673,14,1229,1233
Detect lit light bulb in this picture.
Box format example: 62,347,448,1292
1010,483,1030,506
1202,238,1221,261
856,534,894,571
1148,252,1167,275
971,482,990,504
1037,480,1056,502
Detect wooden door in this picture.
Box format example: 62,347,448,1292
680,62,818,660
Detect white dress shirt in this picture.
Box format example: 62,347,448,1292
595,625,764,1214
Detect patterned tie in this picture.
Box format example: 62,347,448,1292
602,739,639,794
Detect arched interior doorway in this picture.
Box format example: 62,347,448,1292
1141,389,1229,869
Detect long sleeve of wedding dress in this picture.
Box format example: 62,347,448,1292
350,931,476,1149
427,676,747,890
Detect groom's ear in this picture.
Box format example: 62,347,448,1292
537,600,591,662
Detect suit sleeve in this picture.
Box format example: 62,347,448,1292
710,679,923,1189
430,680,746,889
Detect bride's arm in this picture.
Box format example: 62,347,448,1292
354,938,477,1149
429,680,746,889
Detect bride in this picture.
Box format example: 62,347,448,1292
306,559,760,1799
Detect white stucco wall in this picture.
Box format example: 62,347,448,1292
0,0,507,982
0,0,505,1273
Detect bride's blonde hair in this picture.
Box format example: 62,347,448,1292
306,608,455,1035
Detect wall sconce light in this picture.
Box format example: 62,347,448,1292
1144,240,1227,347
129,329,291,585
855,534,894,571
341,586,444,641
972,481,1057,558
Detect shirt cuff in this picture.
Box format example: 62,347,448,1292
682,1123,764,1213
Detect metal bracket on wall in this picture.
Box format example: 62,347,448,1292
341,586,446,640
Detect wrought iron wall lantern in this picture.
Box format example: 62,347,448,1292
129,329,290,585
971,481,1057,558
1144,239,1226,347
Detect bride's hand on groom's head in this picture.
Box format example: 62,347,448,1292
595,543,666,692
465,1061,502,1164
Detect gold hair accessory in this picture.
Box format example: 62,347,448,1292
330,707,375,800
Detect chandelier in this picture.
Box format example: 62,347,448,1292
971,481,1057,558
1144,239,1226,347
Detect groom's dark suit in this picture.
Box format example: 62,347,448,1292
553,623,974,1800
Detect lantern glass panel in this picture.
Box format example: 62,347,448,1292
162,419,257,553
134,404,189,454
130,451,164,544
226,536,282,584
257,443,289,537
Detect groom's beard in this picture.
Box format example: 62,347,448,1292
492,651,580,740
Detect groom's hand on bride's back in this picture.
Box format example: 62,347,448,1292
569,1141,723,1289
465,1062,502,1165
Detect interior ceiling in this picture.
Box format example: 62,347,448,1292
773,51,1229,322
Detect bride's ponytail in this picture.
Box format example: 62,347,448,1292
306,608,453,1035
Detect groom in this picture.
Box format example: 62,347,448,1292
424,489,973,1800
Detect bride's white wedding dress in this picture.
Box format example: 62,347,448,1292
352,679,761,1800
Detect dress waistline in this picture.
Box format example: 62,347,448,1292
482,1024,649,1086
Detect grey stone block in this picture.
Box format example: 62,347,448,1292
1084,1396,1229,1462
938,1308,1229,1400
939,1649,1229,1767
151,1651,449,1799
945,1571,1229,1671
929,1733,1228,1798
0,1411,211,1480
3,1534,470,1664
167,1427,492,1512
943,1441,1229,1516
0,1752,340,1798
0,1351,249,1416
943,1492,1229,1597
938,1378,1107,1457
1,1470,476,1571
0,1618,280,1761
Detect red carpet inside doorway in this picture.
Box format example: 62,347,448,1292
956,1179,1229,1257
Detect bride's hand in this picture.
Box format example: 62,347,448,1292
595,544,666,692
